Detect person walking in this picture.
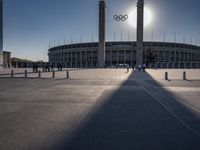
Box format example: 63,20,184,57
35,63,38,73
126,64,130,73
57,63,60,71
143,64,146,72
51,63,54,71
138,64,141,71
45,63,48,72
47,63,50,72
42,63,45,72
60,63,63,71
32,63,35,73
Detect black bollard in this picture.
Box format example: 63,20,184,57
11,70,14,78
165,72,168,80
66,70,69,78
38,71,41,78
183,71,186,80
25,70,27,78
52,71,55,78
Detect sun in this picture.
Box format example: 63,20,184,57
128,7,153,28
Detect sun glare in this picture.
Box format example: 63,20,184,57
128,7,153,28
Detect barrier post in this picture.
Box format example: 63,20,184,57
66,70,69,78
38,71,41,78
183,71,186,80
165,72,168,80
25,70,27,78
52,71,55,78
11,70,14,78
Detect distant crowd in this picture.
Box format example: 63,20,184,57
32,63,64,73
125,64,146,73
113,63,146,73
32,62,146,73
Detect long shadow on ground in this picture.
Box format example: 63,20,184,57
54,70,200,150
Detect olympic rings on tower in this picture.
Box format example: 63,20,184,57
113,15,128,21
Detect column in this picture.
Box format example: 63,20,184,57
110,50,112,66
98,0,106,68
131,50,133,67
70,52,72,68
86,51,88,68
75,51,78,68
124,50,126,64
80,51,83,68
117,50,119,65
136,0,144,65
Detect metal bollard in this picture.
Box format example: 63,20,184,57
38,71,41,78
66,70,69,78
165,72,168,80
52,71,55,78
183,71,186,80
11,70,14,78
25,70,27,78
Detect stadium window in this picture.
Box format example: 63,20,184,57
153,43,157,47
145,42,150,47
159,43,163,47
93,43,98,47
87,44,92,47
132,42,136,46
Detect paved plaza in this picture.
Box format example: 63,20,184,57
0,69,200,150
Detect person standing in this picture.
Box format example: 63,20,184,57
57,63,60,71
138,64,141,71
35,63,38,73
126,64,130,73
143,64,146,72
42,63,45,72
32,63,35,73
51,63,54,71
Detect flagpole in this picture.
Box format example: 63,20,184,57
80,32,83,43
174,32,176,43
92,32,94,42
163,32,165,42
128,30,130,41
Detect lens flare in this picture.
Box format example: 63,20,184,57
128,7,153,28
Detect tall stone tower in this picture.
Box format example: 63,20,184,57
0,0,3,71
98,0,106,68
136,0,144,66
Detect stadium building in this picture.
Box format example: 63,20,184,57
48,41,200,68
48,0,200,69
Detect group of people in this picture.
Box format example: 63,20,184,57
33,62,146,73
42,63,64,72
32,63,39,73
137,64,146,72
32,63,64,73
126,64,146,73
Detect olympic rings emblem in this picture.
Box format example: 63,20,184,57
113,15,128,21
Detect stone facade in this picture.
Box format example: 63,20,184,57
3,51,11,68
98,0,106,68
48,0,200,69
136,0,144,66
48,41,200,69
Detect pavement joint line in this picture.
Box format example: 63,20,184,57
146,83,200,115
140,81,200,138
163,87,200,92
170,95,200,114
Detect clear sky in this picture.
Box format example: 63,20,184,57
4,0,200,61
